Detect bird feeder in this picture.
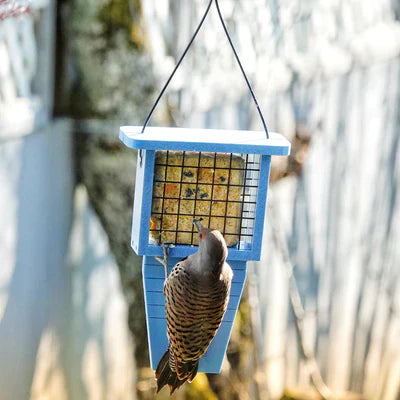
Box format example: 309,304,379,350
120,126,290,372
119,0,291,375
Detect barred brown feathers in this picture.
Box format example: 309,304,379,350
155,220,233,394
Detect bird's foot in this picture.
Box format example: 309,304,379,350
155,243,169,280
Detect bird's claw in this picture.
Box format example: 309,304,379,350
155,243,169,280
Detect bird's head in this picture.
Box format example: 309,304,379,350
193,218,228,273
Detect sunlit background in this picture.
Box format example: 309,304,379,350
1,0,399,399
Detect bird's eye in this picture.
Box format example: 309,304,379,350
199,233,203,239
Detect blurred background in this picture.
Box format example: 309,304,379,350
1,0,399,399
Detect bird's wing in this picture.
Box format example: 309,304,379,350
164,259,231,379
163,256,187,294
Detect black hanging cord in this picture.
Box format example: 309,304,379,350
215,0,269,138
141,0,269,139
141,0,213,133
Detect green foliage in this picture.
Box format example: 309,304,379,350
184,374,218,400
98,0,145,49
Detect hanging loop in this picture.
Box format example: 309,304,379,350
141,0,269,139
214,0,269,138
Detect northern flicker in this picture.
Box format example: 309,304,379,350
155,218,233,394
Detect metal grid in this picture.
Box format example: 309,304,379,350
149,151,260,250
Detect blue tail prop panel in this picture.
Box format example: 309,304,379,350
143,256,247,374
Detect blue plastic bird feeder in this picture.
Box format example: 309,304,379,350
120,126,290,373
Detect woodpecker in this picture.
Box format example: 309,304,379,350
155,219,233,394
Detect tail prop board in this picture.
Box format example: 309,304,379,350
142,256,247,373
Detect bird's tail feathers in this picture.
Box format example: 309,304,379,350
155,349,186,395
155,349,199,395
187,362,198,383
176,359,198,382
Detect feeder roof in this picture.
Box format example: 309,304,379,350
120,126,290,156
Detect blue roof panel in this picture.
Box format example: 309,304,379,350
120,126,291,156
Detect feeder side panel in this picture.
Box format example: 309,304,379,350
250,155,271,260
131,153,144,254
131,150,155,255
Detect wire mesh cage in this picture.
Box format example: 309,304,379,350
150,150,260,251
120,126,290,261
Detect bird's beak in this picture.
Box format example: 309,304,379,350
193,218,203,232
